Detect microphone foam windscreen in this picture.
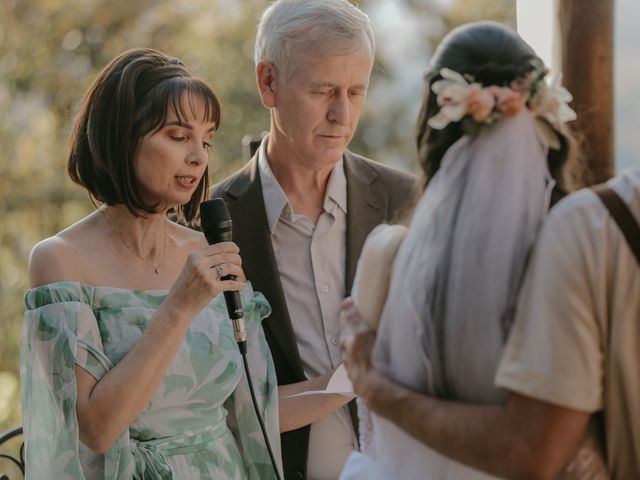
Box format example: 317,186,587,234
200,198,230,229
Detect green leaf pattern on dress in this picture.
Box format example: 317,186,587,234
20,281,281,479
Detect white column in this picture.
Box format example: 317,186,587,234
516,0,561,72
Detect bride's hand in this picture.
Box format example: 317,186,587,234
339,297,382,404
166,241,246,317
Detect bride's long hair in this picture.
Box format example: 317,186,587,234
416,21,587,198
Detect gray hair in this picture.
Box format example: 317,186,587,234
255,0,375,79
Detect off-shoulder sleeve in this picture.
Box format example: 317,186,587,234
20,283,138,479
224,282,283,480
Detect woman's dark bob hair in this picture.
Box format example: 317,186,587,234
68,47,220,225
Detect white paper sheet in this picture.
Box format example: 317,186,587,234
285,363,354,398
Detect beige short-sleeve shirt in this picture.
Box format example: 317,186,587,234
496,169,640,477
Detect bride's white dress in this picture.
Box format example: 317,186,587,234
342,417,501,480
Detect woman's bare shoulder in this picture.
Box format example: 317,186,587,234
28,215,99,287
29,236,78,287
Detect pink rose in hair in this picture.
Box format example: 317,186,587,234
490,86,525,118
510,72,534,94
465,85,495,122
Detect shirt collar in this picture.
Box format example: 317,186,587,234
324,159,347,215
258,136,348,233
258,137,289,234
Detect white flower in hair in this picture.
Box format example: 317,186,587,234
427,66,576,136
429,68,496,129
529,74,577,128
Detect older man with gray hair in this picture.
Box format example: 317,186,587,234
210,1,416,478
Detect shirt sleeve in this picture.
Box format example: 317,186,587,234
495,195,605,412
72,303,111,380
21,299,135,479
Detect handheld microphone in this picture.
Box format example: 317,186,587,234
200,198,247,353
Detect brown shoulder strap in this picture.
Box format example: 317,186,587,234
593,185,640,265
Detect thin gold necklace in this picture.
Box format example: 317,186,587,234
104,211,168,274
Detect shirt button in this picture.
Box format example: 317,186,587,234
331,336,339,346
321,284,329,293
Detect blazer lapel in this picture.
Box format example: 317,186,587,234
222,156,305,379
344,151,389,294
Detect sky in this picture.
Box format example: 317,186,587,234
613,0,640,171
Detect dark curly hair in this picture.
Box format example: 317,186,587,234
68,48,221,226
416,21,585,197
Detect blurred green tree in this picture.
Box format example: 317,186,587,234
444,0,516,29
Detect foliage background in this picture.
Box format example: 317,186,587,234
0,0,515,435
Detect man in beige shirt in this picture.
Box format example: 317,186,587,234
210,1,415,478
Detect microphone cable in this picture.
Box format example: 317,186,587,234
238,343,283,480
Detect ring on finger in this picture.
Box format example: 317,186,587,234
214,264,224,280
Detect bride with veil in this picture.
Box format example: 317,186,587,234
338,21,602,479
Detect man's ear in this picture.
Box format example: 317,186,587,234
257,61,278,108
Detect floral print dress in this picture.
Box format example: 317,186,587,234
20,281,281,479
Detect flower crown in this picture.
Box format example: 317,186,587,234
427,66,577,147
